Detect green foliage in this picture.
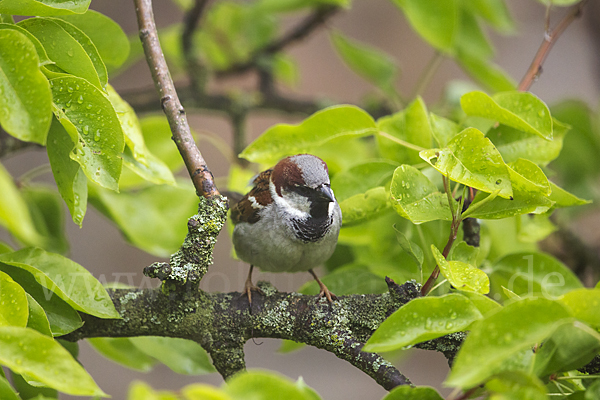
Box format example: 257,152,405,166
364,293,483,352
0,1,597,399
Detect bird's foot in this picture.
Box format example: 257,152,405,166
242,279,264,305
317,285,338,303
309,268,337,303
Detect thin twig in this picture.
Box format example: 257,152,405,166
518,0,589,91
409,51,444,100
181,0,210,93
134,0,219,199
217,5,340,78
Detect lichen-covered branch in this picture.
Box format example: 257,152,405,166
61,278,420,391
134,0,219,199
145,197,228,288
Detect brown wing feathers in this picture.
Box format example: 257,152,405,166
230,169,274,224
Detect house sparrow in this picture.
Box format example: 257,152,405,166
230,154,342,303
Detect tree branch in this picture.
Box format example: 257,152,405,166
0,128,41,158
216,5,340,78
518,0,589,91
62,278,420,390
181,0,210,94
134,0,219,199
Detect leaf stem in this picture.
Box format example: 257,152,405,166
378,131,426,152
410,51,444,100
461,189,500,219
421,176,461,295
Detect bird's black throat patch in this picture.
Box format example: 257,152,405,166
291,212,333,243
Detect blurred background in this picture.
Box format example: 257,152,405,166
2,0,600,398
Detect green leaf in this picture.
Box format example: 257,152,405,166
486,120,567,166
0,270,29,327
0,162,46,247
331,32,399,95
429,113,460,147
0,326,105,396
129,336,215,375
338,186,390,226
559,289,600,329
139,115,186,174
10,371,58,399
377,97,432,164
0,23,52,65
390,165,454,224
0,262,82,336
448,241,479,266
45,17,107,87
420,127,512,198
516,213,556,243
46,118,87,226
57,10,129,70
25,293,52,336
445,297,571,388
485,371,547,400
390,0,458,52
455,51,516,93
182,383,232,400
431,245,490,294
393,225,424,268
106,85,175,187
489,252,582,301
464,0,514,33
278,340,305,354
331,160,397,202
466,163,555,219
18,18,104,89
533,321,600,377
299,264,387,296
454,8,494,59
22,186,69,254
272,54,299,87
460,91,553,140
550,100,600,191
548,182,590,208
0,29,52,144
89,180,198,257
240,105,376,165
509,159,550,196
456,291,501,316
50,76,125,191
0,0,90,15
0,375,19,400
383,386,443,400
364,293,483,352
225,370,320,400
88,337,157,371
0,247,120,319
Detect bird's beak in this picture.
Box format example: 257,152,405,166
316,185,335,203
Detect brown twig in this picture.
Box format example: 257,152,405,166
518,0,589,91
216,5,339,78
134,0,219,199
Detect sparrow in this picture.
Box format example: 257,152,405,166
230,154,342,303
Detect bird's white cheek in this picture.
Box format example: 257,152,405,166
328,202,335,215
